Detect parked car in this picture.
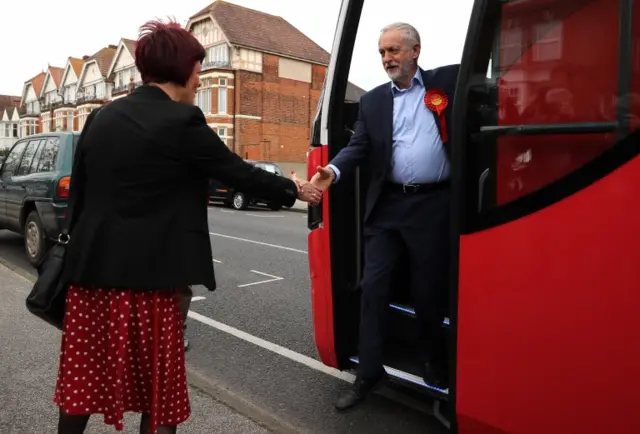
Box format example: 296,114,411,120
0,132,79,266
209,160,288,211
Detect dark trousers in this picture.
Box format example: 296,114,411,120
179,286,193,325
357,188,450,379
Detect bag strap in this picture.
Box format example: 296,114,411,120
59,107,102,242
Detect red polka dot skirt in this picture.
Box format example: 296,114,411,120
54,285,191,433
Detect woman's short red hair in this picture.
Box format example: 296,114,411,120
135,19,205,87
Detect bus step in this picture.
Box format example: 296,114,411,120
348,356,449,396
389,303,450,326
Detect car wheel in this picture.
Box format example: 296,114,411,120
232,192,248,210
24,210,50,267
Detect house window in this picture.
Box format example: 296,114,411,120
64,85,75,103
205,44,229,66
196,79,212,114
29,120,37,136
218,79,227,114
4,123,9,137
77,107,92,130
67,111,74,131
26,101,39,115
41,113,50,133
533,20,563,61
116,67,136,89
216,127,229,147
54,111,64,131
12,123,18,137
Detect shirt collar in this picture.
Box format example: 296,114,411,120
391,68,423,93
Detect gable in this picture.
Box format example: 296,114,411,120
10,109,19,121
61,64,78,87
1,111,7,121
78,61,103,87
24,84,38,103
43,73,58,93
112,44,135,72
190,17,227,47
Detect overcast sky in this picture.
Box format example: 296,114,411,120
0,0,473,96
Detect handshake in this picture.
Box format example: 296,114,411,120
290,166,336,206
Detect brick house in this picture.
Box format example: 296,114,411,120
18,72,46,137
0,95,21,149
186,0,365,165
75,45,117,130
107,38,142,100
57,56,85,132
39,65,65,133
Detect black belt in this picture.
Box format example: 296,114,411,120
384,180,449,194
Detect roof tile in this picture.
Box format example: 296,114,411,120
69,57,84,76
48,66,65,87
31,72,46,96
0,95,21,109
191,0,330,65
86,46,118,79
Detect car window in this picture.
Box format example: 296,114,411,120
16,139,43,176
34,137,60,173
0,141,27,179
28,140,46,173
261,164,274,173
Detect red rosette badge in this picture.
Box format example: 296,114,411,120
424,89,449,142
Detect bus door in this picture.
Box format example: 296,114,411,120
452,0,640,433
307,0,465,404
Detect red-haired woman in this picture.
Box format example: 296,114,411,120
52,19,320,434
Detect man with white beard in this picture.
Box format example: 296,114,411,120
310,22,460,411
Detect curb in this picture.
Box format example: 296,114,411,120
3,258,303,434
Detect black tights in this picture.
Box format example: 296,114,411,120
57,409,177,434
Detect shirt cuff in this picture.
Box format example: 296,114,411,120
327,164,341,183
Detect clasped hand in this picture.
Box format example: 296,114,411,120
290,171,323,206
290,166,336,206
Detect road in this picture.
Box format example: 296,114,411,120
0,204,447,434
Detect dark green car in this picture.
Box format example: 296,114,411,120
0,132,79,266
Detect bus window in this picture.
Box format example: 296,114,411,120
461,0,637,224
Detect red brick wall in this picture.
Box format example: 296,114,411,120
233,55,327,163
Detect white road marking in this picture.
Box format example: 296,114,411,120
191,296,206,301
209,232,307,254
213,258,222,264
187,311,355,382
245,213,283,218
187,310,433,414
237,270,283,287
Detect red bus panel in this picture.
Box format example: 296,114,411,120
456,0,640,432
457,155,640,434
307,145,338,368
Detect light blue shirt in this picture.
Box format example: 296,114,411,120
330,69,449,184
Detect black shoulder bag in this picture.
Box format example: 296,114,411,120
25,108,102,330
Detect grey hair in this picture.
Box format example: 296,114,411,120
380,22,421,47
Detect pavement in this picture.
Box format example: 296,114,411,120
0,261,269,433
0,204,446,434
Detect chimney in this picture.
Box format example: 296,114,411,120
82,55,90,60
108,44,117,49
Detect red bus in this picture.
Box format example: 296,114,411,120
307,0,640,432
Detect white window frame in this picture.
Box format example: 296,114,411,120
196,78,213,114
41,113,50,133
216,127,230,147
218,78,228,114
